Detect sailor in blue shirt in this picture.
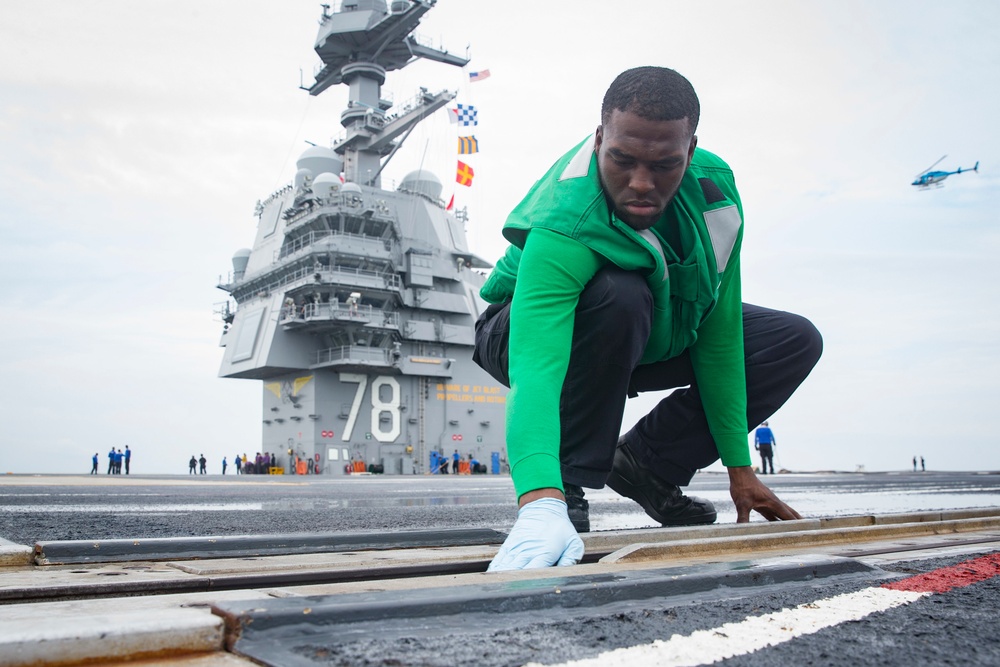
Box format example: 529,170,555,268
754,422,777,474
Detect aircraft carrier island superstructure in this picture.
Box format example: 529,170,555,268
216,0,507,475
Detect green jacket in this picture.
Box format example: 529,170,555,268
481,136,749,498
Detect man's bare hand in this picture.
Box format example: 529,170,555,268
727,466,802,523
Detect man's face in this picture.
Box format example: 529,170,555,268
595,109,697,230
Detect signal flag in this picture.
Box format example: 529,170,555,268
458,136,479,154
448,104,478,126
456,161,474,186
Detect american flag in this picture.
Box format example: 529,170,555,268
469,69,491,83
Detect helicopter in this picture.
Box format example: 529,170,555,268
912,155,979,190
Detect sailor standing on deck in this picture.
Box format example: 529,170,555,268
474,66,822,570
754,422,776,475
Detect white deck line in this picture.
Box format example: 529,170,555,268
525,587,927,667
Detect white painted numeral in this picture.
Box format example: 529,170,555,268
338,373,401,442
371,376,401,442
339,373,367,441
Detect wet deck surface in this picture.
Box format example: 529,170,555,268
2,472,999,666
5,469,1000,542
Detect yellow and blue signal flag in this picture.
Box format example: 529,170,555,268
457,136,479,154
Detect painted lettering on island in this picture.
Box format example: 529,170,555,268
435,383,507,404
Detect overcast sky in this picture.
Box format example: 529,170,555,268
1,1,997,475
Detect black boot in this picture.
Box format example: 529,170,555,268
606,440,717,526
564,483,590,533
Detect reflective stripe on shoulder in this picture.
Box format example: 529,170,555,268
637,229,668,282
558,135,596,181
703,205,741,273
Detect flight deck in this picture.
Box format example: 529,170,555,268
2,472,999,667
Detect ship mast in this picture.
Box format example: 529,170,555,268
306,0,469,187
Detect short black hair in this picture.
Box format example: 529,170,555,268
601,66,700,134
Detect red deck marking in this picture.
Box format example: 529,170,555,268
882,552,1000,594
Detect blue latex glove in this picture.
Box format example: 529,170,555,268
487,497,585,571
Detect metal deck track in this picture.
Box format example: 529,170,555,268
4,510,1000,604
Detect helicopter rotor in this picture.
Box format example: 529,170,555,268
915,154,947,177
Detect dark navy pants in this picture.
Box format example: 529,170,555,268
472,266,822,489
